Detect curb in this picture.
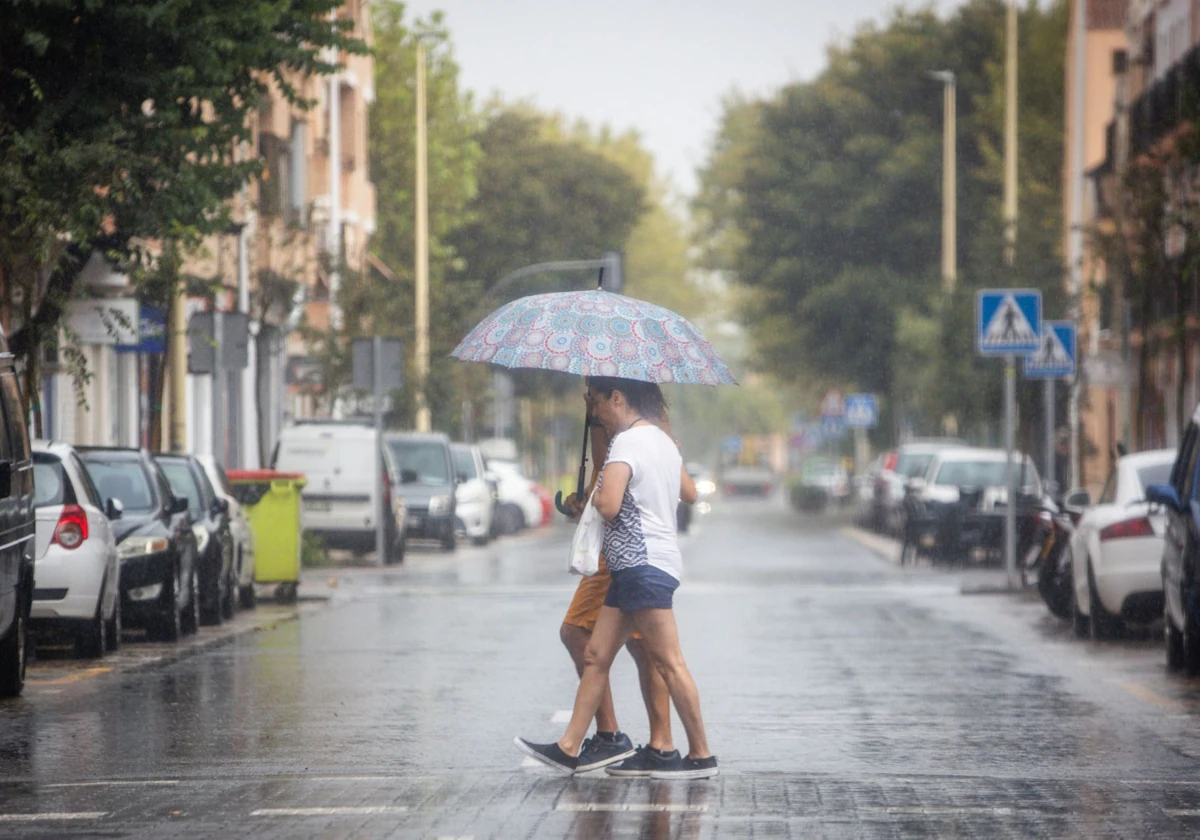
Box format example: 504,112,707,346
840,525,900,565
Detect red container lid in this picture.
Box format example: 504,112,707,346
226,469,306,482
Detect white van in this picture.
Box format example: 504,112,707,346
272,422,396,555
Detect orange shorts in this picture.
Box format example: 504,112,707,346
562,555,641,638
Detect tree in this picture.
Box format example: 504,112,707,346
0,0,366,368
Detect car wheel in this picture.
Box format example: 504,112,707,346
471,534,489,547
1182,594,1200,676
105,594,121,653
239,582,257,610
199,559,222,627
441,526,457,553
1087,562,1120,641
180,567,200,637
152,566,182,642
1166,595,1185,671
75,599,106,660
221,566,236,621
0,577,29,698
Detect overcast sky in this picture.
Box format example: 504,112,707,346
401,0,966,196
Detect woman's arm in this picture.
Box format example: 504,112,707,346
594,462,631,521
679,466,698,505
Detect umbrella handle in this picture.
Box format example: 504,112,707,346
554,491,574,517
558,408,592,519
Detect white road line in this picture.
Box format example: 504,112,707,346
1165,809,1200,817
0,813,108,822
556,803,708,813
864,807,1015,816
46,781,179,788
251,806,410,817
550,710,572,723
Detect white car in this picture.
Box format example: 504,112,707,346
1070,448,1176,639
451,443,495,546
486,459,543,534
196,455,256,609
30,441,121,658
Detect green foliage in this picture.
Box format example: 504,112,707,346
0,0,366,356
694,0,1069,444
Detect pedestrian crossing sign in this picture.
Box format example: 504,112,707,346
976,289,1042,356
1023,321,1076,379
844,394,878,429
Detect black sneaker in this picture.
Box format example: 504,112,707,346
514,737,577,775
605,745,681,777
576,731,636,773
650,755,719,780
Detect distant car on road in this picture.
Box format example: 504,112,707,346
451,443,495,546
31,440,121,658
486,458,544,535
876,439,968,535
793,456,849,512
196,455,257,609
78,447,199,642
385,432,458,552
720,463,775,497
1068,448,1174,640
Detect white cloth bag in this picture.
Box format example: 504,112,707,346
568,490,603,576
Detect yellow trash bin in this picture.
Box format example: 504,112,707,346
227,470,306,604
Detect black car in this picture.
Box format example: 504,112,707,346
385,432,457,552
155,454,235,625
0,344,35,697
1149,419,1200,672
78,448,198,641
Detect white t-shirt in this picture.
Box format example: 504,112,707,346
600,423,683,580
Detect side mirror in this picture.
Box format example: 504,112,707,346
105,497,124,521
1063,488,1092,512
212,496,229,516
1146,483,1182,512
400,468,419,485
0,461,11,498
169,495,189,515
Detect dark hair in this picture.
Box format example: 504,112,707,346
587,376,667,420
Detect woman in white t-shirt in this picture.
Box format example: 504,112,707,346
515,377,718,780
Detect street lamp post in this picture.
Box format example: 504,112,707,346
928,71,957,294
414,41,431,432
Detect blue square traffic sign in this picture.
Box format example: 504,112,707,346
976,289,1042,356
1023,321,1076,379
844,394,878,429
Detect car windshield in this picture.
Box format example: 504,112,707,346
158,461,203,518
934,458,1039,490
452,447,477,480
82,458,156,512
389,441,450,485
1137,462,1172,491
895,452,934,478
32,455,67,508
802,458,838,478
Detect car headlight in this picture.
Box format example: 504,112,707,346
429,494,452,516
695,479,716,496
118,535,171,559
192,524,210,553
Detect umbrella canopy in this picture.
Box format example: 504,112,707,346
451,289,737,386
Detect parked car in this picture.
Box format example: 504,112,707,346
486,458,544,535
1148,414,1200,671
1067,448,1175,640
77,447,199,642
155,454,235,625
855,453,887,527
0,351,35,696
196,455,257,608
30,441,121,658
720,463,775,497
791,456,850,512
451,443,495,546
876,439,968,535
901,447,1042,566
385,432,457,552
273,421,401,560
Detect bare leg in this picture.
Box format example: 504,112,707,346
625,637,673,751
631,608,711,759
560,623,619,733
557,606,634,756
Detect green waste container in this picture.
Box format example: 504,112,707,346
227,470,306,604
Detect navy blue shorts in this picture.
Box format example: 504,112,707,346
604,565,679,612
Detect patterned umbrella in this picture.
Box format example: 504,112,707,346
451,289,737,386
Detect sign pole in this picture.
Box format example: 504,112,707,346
374,336,385,566
1004,355,1018,589
1044,378,1055,488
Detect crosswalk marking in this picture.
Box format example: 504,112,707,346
557,803,708,813
251,807,410,817
0,813,108,822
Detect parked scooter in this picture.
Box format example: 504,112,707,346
1028,496,1081,620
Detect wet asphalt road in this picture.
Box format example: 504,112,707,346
4,494,1200,837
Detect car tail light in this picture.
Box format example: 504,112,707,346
883,452,897,471
1099,517,1155,541
52,505,88,550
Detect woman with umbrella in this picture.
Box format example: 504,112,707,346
514,375,718,779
